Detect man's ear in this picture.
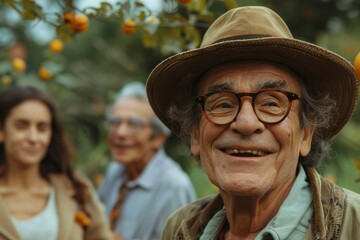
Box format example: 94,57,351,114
190,128,200,157
151,133,167,150
300,124,315,157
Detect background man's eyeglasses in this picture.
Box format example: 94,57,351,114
106,116,151,134
196,89,301,125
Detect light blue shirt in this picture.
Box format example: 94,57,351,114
97,148,196,240
200,165,313,240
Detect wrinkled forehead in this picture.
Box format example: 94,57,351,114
197,61,304,94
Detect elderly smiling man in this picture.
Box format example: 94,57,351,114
146,6,360,240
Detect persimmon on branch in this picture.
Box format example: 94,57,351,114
2,0,237,85
2,0,237,51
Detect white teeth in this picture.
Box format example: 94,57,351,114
224,149,266,156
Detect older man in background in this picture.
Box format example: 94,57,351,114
98,82,195,240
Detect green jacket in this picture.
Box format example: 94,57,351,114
161,168,360,240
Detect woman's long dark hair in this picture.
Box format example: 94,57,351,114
0,86,88,209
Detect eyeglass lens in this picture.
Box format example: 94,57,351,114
199,90,298,125
107,116,148,132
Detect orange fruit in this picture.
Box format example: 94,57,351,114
354,51,360,80
64,12,75,23
71,13,89,33
178,0,191,4
49,39,63,53
147,16,159,25
93,174,103,187
12,57,26,72
75,211,91,227
123,19,136,35
38,67,52,81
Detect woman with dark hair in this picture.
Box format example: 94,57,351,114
0,86,112,240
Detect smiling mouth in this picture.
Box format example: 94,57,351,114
113,142,133,148
223,149,268,157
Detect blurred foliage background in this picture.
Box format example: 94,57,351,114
0,0,359,197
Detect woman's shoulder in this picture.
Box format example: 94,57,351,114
49,172,93,191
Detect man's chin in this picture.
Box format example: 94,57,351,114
218,176,269,196
113,156,133,165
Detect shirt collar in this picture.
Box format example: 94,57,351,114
200,165,312,240
256,165,313,240
126,148,167,190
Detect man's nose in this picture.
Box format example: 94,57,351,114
114,122,132,135
230,100,265,135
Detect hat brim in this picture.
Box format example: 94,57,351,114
147,38,358,140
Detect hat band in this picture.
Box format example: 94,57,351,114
215,34,272,44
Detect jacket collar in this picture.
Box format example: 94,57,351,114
50,174,78,240
0,195,21,239
125,148,169,190
306,167,346,240
0,174,77,240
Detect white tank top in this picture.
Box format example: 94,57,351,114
11,188,59,240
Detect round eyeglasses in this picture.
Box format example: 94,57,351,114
195,89,301,125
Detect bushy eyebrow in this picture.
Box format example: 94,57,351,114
257,80,288,90
206,80,288,94
207,83,233,94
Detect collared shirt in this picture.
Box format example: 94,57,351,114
200,165,313,240
97,148,196,240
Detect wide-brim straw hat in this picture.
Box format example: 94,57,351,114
146,6,359,140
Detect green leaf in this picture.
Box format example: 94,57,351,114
21,0,43,20
0,61,12,74
142,32,159,48
55,73,76,88
223,0,238,10
184,0,207,12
